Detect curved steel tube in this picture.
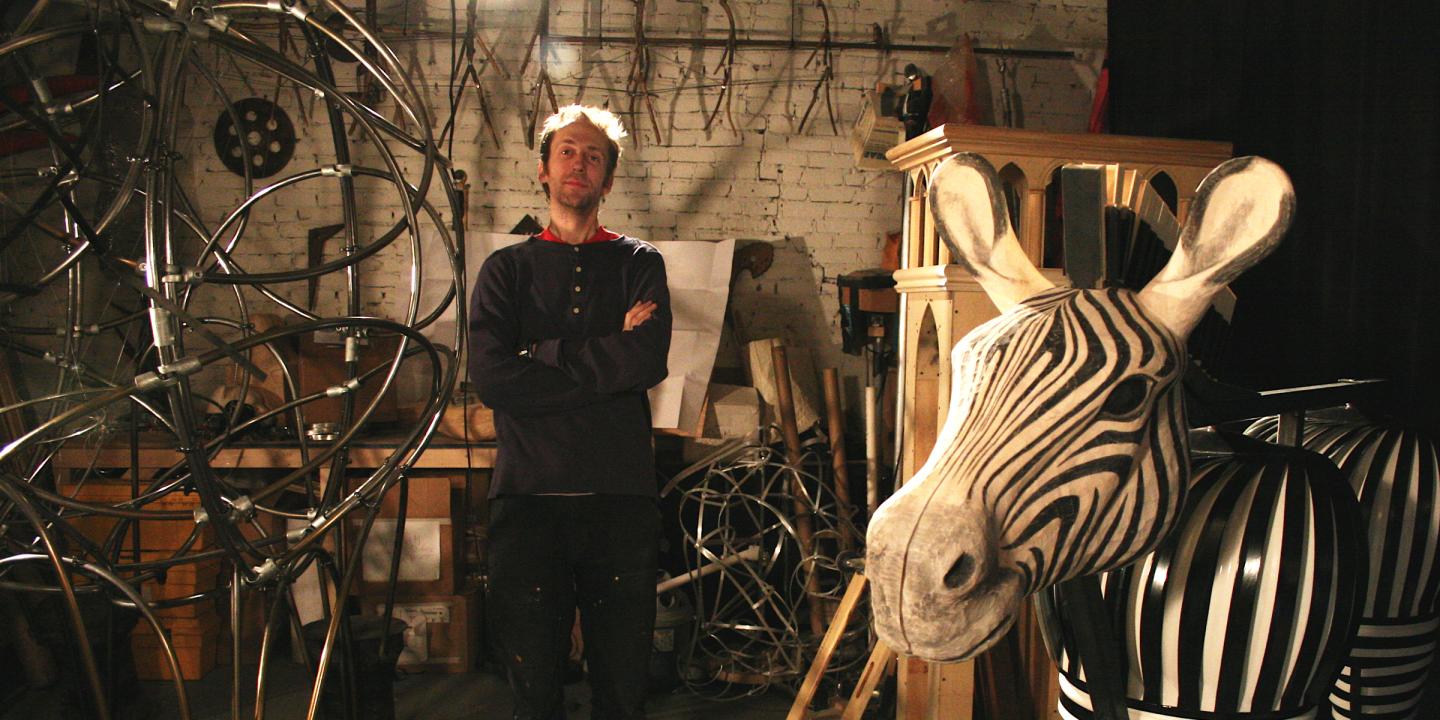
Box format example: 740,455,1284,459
0,3,464,717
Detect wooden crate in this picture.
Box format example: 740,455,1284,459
133,552,224,619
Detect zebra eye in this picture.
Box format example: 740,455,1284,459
1100,375,1153,419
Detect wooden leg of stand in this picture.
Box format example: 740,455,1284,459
787,573,870,720
1018,601,1061,720
840,643,896,720
934,661,975,718
898,655,975,720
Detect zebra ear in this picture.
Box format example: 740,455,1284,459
930,153,1054,312
1138,156,1295,339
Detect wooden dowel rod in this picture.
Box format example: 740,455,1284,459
822,368,855,549
772,344,806,469
865,384,880,518
771,343,826,638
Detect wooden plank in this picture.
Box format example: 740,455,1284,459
896,656,930,719
51,438,496,472
786,573,869,720
933,660,975,720
840,643,896,720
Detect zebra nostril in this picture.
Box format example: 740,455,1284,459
943,553,976,590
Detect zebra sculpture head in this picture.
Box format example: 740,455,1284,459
866,153,1295,661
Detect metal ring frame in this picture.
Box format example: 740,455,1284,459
676,437,871,699
1,1,461,718
0,1,874,717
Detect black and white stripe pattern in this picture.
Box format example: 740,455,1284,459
1247,415,1440,719
1038,439,1366,718
946,286,1189,593
868,153,1297,662
1331,616,1439,719
866,284,1194,660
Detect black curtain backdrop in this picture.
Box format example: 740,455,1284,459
1107,2,1440,436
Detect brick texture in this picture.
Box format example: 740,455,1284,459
154,0,1104,410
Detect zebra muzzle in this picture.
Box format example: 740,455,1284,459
868,487,1025,660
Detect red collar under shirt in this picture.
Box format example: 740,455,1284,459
536,226,620,244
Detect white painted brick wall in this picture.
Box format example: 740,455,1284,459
153,0,1103,409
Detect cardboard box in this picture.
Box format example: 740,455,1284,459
361,591,479,674
704,384,763,439
348,474,458,596
61,479,287,554
59,480,214,551
354,518,456,596
297,331,400,426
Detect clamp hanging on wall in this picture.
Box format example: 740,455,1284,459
441,0,507,149
624,0,663,146
702,0,737,134
797,0,837,135
521,0,559,149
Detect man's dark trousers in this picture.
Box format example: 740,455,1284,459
487,494,659,720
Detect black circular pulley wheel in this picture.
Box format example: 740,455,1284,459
213,97,297,179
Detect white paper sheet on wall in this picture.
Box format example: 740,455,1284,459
647,239,734,430
452,234,733,431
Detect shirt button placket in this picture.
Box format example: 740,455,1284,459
572,246,583,317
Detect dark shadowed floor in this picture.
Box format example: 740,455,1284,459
0,659,796,720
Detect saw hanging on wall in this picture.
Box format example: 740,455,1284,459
212,97,296,179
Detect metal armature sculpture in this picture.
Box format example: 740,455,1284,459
0,1,461,718
865,152,1296,662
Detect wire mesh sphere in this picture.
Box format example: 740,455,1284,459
674,439,869,700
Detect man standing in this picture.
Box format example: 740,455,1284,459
468,105,671,720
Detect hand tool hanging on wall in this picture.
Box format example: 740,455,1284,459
273,16,312,127
347,0,384,138
995,47,1017,128
702,0,737,134
441,0,506,150
624,0,663,146
452,168,470,232
521,0,559,149
797,0,837,135
320,10,363,63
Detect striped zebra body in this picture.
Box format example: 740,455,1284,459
1058,675,1319,720
1247,415,1440,719
868,152,1295,662
1037,438,1366,718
